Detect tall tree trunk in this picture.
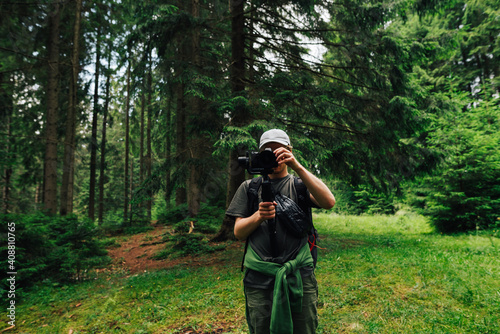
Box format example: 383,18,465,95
98,51,112,224
89,30,101,220
214,0,246,241
187,0,202,218
248,2,257,106
175,81,187,206
165,91,172,209
140,101,145,185
124,59,131,224
130,159,134,214
146,50,153,222
2,114,12,214
43,2,60,215
35,183,41,205
228,0,247,199
0,70,12,213
60,0,82,215
140,63,146,187
175,1,188,206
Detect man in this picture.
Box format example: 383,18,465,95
226,129,335,334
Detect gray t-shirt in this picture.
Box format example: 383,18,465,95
226,174,314,289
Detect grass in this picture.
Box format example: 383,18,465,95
314,212,500,334
3,213,499,333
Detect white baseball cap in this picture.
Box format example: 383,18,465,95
259,129,290,150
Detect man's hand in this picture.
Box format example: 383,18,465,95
234,201,277,240
274,147,301,171
257,201,277,223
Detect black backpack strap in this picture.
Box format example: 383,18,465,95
294,177,309,213
241,177,262,272
294,177,319,267
294,177,318,222
247,177,263,215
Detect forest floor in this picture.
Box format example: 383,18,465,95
106,223,243,276
107,224,170,274
5,214,499,334
101,224,246,334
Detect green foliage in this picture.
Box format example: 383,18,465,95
323,180,397,215
390,0,500,233
158,233,225,258
157,203,190,225
0,212,110,302
99,210,126,235
155,203,225,257
157,203,224,230
424,97,500,233
352,186,397,215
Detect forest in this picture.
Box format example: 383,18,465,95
0,0,499,331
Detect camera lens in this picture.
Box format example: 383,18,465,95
258,150,278,169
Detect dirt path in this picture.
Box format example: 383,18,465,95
106,224,243,275
106,224,171,274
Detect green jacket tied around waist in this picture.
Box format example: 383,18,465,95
243,242,314,334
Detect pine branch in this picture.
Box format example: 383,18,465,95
0,46,45,61
0,66,35,75
0,0,70,5
248,57,378,90
286,97,365,135
247,36,370,71
247,36,309,66
277,118,362,135
249,16,349,34
257,6,305,33
247,33,347,48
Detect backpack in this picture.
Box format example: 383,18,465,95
241,176,319,271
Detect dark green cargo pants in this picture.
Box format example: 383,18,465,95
244,273,319,334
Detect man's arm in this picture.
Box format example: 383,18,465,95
294,165,336,209
274,147,336,209
234,201,276,241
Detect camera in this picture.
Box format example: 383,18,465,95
238,148,278,175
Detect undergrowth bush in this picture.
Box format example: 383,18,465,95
423,100,500,233
155,203,225,256
352,186,396,215
157,203,224,233
157,203,190,225
156,233,225,258
329,181,397,215
0,212,110,303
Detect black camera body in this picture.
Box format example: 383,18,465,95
238,149,278,175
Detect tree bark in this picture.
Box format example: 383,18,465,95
140,88,145,186
89,29,101,220
174,1,188,206
98,51,112,224
165,90,172,209
146,50,153,222
2,114,12,214
124,59,131,224
43,2,60,215
175,81,187,206
228,0,247,198
214,0,247,241
187,0,202,218
60,0,82,215
35,183,41,205
130,160,134,215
